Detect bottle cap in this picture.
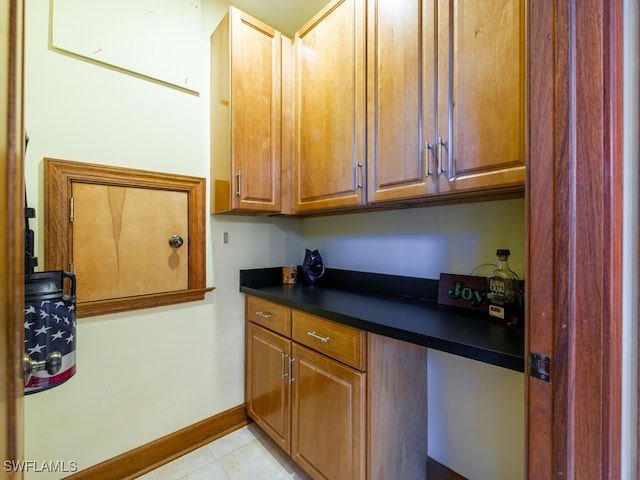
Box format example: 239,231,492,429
496,249,511,256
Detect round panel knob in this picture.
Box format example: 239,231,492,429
168,235,184,249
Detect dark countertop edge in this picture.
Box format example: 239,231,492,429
239,279,525,373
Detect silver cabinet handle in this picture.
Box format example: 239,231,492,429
425,142,433,177
288,357,295,384
235,171,241,197
356,162,363,189
281,353,289,379
255,311,272,319
437,137,447,174
307,331,330,343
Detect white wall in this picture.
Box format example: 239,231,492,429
22,1,524,479
22,1,301,478
300,199,525,277
301,199,526,480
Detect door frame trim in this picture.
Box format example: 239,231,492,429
1,0,25,473
526,0,624,477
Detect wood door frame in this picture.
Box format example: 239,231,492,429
526,0,624,478
43,158,212,318
2,1,628,478
1,0,25,476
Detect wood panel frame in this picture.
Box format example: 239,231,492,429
367,333,427,480
44,158,212,318
526,0,624,478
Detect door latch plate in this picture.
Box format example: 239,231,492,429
529,352,551,382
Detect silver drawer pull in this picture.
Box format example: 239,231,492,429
255,311,272,319
307,331,330,343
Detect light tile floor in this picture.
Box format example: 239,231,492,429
137,423,311,480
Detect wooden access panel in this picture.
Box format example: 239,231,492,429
44,158,211,317
71,183,189,302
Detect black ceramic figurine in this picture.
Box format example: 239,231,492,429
301,249,325,284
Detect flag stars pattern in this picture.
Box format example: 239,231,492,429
24,297,75,363
35,325,51,336
27,343,45,355
51,330,65,341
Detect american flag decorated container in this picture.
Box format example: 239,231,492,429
24,271,76,394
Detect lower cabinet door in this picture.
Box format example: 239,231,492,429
291,343,366,480
246,322,291,454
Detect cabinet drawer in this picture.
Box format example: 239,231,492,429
246,296,291,337
292,310,366,371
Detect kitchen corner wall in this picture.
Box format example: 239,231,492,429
299,199,525,277
22,1,523,480
300,199,526,480
21,0,299,478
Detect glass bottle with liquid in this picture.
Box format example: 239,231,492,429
486,249,520,325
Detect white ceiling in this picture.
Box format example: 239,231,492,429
227,0,330,37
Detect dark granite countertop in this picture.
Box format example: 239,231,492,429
240,268,525,372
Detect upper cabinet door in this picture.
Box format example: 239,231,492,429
366,0,438,204
293,0,366,213
210,7,282,213
436,0,525,193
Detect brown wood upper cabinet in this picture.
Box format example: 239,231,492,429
366,0,437,202
210,7,283,214
368,0,525,203
367,0,525,203
292,0,524,213
212,0,525,215
436,0,525,193
293,0,367,213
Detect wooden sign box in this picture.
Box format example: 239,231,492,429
437,274,489,313
437,273,525,325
